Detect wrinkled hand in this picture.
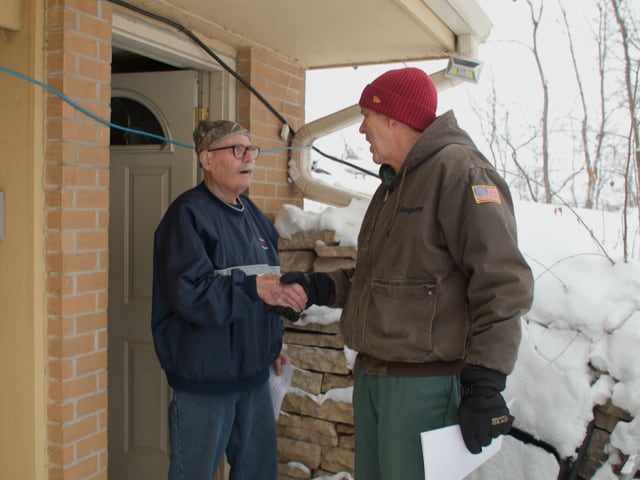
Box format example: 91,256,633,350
280,271,335,307
258,274,307,320
458,366,514,454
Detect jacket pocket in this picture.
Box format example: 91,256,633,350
366,279,437,362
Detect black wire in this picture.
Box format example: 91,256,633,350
508,427,563,464
107,0,380,179
312,146,378,178
107,0,293,134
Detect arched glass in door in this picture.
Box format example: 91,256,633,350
110,96,165,146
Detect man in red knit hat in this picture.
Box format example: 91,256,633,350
282,67,534,479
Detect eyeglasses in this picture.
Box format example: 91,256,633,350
207,144,261,160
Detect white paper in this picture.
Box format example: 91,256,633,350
268,363,293,420
421,424,504,480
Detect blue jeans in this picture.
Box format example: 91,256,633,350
168,381,277,480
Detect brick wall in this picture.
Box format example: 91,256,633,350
46,1,112,478
237,48,305,219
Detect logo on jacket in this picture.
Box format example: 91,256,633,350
399,206,423,214
258,237,269,250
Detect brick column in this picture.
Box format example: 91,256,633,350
237,48,305,220
46,1,112,478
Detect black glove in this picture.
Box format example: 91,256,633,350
458,365,514,454
265,304,300,322
280,271,335,308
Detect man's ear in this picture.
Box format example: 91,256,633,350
386,116,400,128
198,151,209,170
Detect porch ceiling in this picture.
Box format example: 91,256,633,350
113,0,492,69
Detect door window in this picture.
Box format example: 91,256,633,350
110,96,165,146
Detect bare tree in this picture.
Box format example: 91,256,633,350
525,0,553,203
467,0,639,258
472,78,542,201
609,0,640,260
560,2,609,209
475,79,505,174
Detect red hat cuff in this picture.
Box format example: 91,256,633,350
358,67,438,132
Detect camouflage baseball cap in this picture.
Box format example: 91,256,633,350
193,120,250,154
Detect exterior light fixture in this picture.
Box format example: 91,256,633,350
444,56,483,84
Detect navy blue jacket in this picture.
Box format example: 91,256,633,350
151,182,284,394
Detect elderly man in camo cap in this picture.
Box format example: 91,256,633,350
151,120,306,480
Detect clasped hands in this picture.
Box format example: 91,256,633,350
257,274,308,321
258,271,335,321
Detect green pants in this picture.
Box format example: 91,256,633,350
353,368,460,480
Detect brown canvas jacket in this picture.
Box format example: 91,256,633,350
328,110,534,375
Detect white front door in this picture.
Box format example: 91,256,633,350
108,69,199,480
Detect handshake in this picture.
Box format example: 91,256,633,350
262,272,335,321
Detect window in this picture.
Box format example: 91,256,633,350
110,97,165,146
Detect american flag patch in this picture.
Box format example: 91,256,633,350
471,185,501,204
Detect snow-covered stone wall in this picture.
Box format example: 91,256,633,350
277,230,356,480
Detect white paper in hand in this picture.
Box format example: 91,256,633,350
420,424,504,480
268,363,293,420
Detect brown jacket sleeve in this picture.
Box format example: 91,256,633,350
438,160,534,374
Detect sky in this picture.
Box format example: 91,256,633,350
273,198,640,480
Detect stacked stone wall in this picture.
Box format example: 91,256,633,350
277,230,356,479
576,401,635,479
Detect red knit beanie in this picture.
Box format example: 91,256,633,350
358,67,438,131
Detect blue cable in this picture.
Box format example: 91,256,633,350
1,64,316,155
1,64,196,149
0,65,344,164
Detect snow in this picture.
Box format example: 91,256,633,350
275,199,368,246
274,199,640,479
289,384,354,406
